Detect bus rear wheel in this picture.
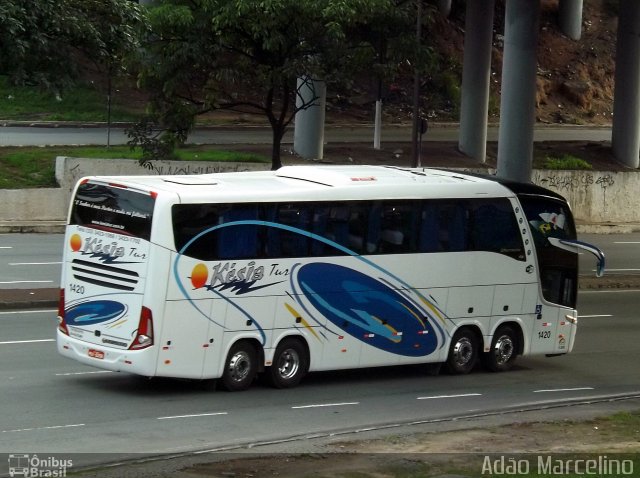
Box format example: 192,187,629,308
484,326,518,372
268,338,308,389
445,328,478,374
221,341,257,391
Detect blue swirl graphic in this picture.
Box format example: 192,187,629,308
65,300,126,326
296,263,438,356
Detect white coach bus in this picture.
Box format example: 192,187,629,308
56,165,604,391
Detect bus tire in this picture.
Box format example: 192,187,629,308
445,328,478,374
268,338,308,389
484,326,518,372
221,341,258,391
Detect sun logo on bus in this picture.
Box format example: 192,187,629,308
190,263,209,289
70,234,82,252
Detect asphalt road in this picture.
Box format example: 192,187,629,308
1,233,636,290
0,232,637,472
0,289,638,467
0,125,614,147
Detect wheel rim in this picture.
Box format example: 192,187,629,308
227,350,251,383
452,337,474,367
493,334,514,365
277,348,300,380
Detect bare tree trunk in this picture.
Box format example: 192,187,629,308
271,126,283,170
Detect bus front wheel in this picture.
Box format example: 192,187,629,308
268,338,309,389
446,328,478,374
484,326,518,372
221,341,258,391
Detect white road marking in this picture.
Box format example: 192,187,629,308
0,246,12,249
593,268,640,272
0,280,54,285
614,241,640,244
581,289,640,294
0,309,56,315
2,423,85,433
578,314,613,318
157,412,228,420
291,402,360,409
9,262,62,266
55,371,114,376
417,393,482,400
533,387,594,393
0,339,55,345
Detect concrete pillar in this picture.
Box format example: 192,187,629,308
612,0,640,169
458,0,495,163
496,0,540,182
374,100,382,149
559,0,583,41
438,0,452,17
293,77,326,160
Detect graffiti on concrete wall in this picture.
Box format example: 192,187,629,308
533,172,615,193
533,171,617,219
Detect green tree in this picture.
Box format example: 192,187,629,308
131,0,419,170
0,0,144,91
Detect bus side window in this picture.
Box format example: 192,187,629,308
380,202,415,253
172,204,223,260
418,202,439,252
217,205,259,259
470,200,525,260
310,206,329,256
437,202,467,252
277,203,311,257
326,205,350,250
365,202,382,253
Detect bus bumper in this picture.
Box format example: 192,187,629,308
57,330,157,376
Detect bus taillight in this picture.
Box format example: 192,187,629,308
129,306,154,350
57,288,69,336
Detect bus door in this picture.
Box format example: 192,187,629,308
519,195,579,355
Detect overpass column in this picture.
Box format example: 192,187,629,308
612,0,640,169
496,0,540,182
458,0,495,163
559,0,583,40
293,77,326,160
438,0,452,16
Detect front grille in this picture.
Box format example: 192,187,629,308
71,259,139,291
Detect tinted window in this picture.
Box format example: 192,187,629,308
71,183,155,240
172,199,525,262
519,195,578,307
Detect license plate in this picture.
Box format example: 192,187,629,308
88,349,105,359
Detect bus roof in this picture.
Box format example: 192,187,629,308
80,165,522,203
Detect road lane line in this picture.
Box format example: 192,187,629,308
593,268,640,272
0,280,54,285
0,246,12,249
55,371,114,376
614,241,640,244
292,402,360,409
3,423,85,433
581,289,640,293
158,412,228,420
417,393,482,400
578,314,613,318
0,309,56,315
0,339,54,345
9,261,62,266
534,387,594,393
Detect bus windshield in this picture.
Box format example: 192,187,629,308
70,182,155,239
519,194,578,308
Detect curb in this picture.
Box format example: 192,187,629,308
0,288,58,311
